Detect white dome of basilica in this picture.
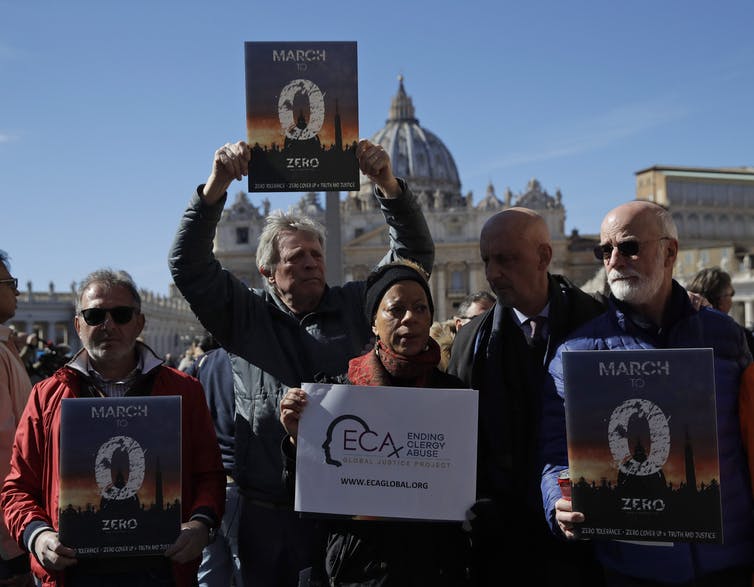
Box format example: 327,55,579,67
347,76,465,210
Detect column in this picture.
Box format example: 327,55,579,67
435,266,447,322
325,191,342,286
470,265,485,294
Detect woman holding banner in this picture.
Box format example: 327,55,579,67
280,259,470,586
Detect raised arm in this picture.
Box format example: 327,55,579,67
355,139,401,198
168,141,265,354
202,141,251,203
356,139,435,275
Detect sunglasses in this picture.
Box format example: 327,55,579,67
80,306,139,326
0,277,18,290
593,237,670,261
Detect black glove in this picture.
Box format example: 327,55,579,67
462,498,503,538
0,553,31,579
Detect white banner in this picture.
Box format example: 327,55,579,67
295,383,478,521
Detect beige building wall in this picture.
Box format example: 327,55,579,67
213,78,605,322
214,180,601,322
636,165,754,328
9,281,203,359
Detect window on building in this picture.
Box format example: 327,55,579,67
450,271,466,293
236,227,249,244
672,213,684,236
687,214,699,237
54,322,69,345
447,221,462,237
733,217,745,238
354,227,364,238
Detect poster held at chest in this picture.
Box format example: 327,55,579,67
295,383,478,521
245,41,359,192
58,396,182,557
562,348,722,544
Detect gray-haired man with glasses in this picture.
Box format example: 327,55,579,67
543,200,754,586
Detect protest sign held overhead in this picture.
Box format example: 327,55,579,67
245,41,359,193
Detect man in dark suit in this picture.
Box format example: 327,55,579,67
448,207,605,586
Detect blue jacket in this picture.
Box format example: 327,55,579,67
541,280,754,583
186,348,235,475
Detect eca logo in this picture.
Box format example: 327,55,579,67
323,415,403,467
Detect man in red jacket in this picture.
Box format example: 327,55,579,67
1,268,225,587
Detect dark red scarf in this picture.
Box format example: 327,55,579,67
347,338,440,387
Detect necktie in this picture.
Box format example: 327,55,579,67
528,316,546,346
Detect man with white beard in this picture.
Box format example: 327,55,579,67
541,200,754,586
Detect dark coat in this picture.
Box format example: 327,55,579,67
169,183,434,503
446,273,605,587
283,367,471,586
448,273,604,503
542,281,754,584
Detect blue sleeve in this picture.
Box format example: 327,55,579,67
540,344,570,533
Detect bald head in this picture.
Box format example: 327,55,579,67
482,207,551,247
601,201,678,243
480,207,552,315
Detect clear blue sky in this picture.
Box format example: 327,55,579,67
2,0,753,296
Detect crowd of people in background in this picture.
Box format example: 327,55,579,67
162,267,754,384
1,138,754,587
5,331,74,385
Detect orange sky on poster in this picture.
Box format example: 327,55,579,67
568,443,720,489
247,117,359,150
60,475,181,510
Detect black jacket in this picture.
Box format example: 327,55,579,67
446,274,605,586
282,368,471,586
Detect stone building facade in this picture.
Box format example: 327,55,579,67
9,87,754,349
635,165,754,327
214,77,600,321
9,281,204,359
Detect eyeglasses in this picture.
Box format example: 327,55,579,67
80,306,139,326
0,277,18,290
593,237,671,261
